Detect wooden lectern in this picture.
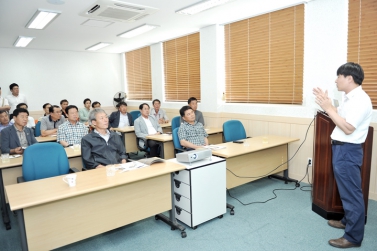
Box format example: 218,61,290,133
312,111,373,222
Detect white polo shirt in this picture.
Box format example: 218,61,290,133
6,93,27,114
331,86,372,144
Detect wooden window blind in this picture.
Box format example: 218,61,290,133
163,32,201,102
348,0,377,108
224,5,304,104
125,46,152,100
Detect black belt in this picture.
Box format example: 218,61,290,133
331,140,361,145
331,140,344,145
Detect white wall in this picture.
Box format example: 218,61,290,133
2,0,376,122
0,48,123,111
130,0,377,122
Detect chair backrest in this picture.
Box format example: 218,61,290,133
172,127,184,150
129,110,141,124
34,121,41,137
22,143,70,182
223,120,247,142
171,116,181,131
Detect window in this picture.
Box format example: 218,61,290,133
224,5,304,104
125,46,152,100
348,0,377,108
163,32,201,102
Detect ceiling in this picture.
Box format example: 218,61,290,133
0,0,309,54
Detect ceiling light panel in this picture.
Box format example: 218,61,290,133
176,0,233,15
14,36,35,47
26,9,61,29
86,42,112,51
118,24,159,38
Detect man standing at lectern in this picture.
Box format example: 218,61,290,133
313,62,372,249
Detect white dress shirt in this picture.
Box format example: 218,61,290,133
0,96,9,107
6,93,27,114
331,86,372,144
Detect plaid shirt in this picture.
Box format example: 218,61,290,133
178,121,208,146
57,121,88,145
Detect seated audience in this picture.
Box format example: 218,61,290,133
0,110,11,132
150,99,169,124
92,101,101,108
10,103,35,128
109,102,133,129
178,105,208,150
134,103,162,157
180,97,205,126
79,98,91,125
6,83,27,119
39,103,51,120
60,99,69,118
81,108,127,169
57,105,88,147
40,105,65,137
1,108,38,154
0,87,11,112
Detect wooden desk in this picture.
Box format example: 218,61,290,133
0,148,83,230
35,135,57,143
113,126,138,153
6,162,185,251
113,122,172,154
146,127,223,159
211,135,299,189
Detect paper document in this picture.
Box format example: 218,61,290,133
9,155,21,159
117,161,147,173
203,145,226,150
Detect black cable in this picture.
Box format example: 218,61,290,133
227,163,312,205
226,115,316,205
226,114,317,180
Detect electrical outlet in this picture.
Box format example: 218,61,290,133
308,158,312,166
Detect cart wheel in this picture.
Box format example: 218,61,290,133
181,231,187,238
155,215,159,220
171,226,176,231
230,210,235,215
295,182,300,187
218,215,223,219
268,175,272,179
5,223,11,230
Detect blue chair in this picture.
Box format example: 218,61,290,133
18,143,78,183
34,121,41,137
171,116,181,132
129,110,141,124
223,120,247,142
172,128,186,155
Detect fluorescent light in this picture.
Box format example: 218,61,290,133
26,9,61,29
118,24,159,38
14,36,35,47
86,42,112,51
176,0,233,15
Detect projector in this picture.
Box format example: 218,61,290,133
176,148,212,164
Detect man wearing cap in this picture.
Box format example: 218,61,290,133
0,87,11,112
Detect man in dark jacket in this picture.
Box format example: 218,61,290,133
81,108,127,169
1,108,38,154
109,102,133,129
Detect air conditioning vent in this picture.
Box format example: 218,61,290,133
113,3,144,11
88,5,101,14
80,0,158,23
